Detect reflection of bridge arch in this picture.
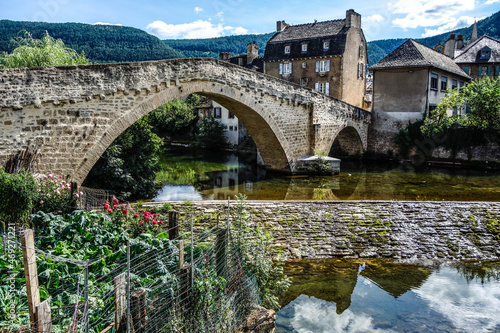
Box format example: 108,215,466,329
329,125,365,157
0,58,371,184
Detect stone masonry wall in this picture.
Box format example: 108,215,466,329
150,201,500,261
0,58,370,182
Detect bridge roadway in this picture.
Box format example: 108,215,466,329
0,58,370,183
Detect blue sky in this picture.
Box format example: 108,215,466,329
1,0,499,41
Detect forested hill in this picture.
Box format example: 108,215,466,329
368,10,500,65
164,33,275,58
0,20,184,63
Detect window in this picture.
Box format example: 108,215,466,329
301,43,308,52
214,107,221,118
284,45,290,54
452,79,457,90
279,62,292,74
229,179,235,190
480,47,491,60
315,82,330,96
300,78,307,86
358,63,364,78
229,126,233,131
440,75,448,91
228,111,235,119
302,62,307,68
430,72,438,90
316,60,330,73
462,66,469,75
459,81,464,88
323,41,330,50
359,45,364,58
234,126,237,131
479,66,489,76
436,46,442,52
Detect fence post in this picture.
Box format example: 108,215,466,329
114,273,127,333
215,228,227,278
127,241,131,333
179,264,192,309
36,299,52,333
130,289,147,333
190,214,194,288
168,211,179,240
179,240,184,268
21,228,40,331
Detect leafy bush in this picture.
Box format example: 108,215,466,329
0,31,90,69
33,173,79,214
232,194,291,310
0,168,38,230
195,116,228,150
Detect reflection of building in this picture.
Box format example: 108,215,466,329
370,39,470,120
195,98,241,146
263,9,368,109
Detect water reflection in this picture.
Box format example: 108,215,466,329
276,259,500,333
152,147,500,202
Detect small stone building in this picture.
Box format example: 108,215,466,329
454,35,500,80
370,39,471,121
263,9,368,109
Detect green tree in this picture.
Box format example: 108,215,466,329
145,95,200,139
195,116,228,150
0,31,90,68
84,118,163,200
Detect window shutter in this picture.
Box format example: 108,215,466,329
289,63,292,74
326,60,330,72
315,82,319,91
325,82,330,96
487,66,491,76
316,61,320,72
479,66,482,76
279,63,283,74
358,63,361,77
496,66,500,76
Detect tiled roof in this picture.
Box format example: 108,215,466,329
268,20,345,43
454,35,500,63
263,20,349,61
370,39,470,79
195,97,213,109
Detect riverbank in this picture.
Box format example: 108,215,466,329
145,200,500,260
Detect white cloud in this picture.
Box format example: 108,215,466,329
485,0,499,4
92,22,122,26
364,14,385,23
390,0,476,29
146,20,248,39
421,16,484,37
216,12,224,17
194,7,203,14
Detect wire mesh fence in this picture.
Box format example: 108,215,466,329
0,202,260,333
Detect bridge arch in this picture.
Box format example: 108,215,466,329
328,125,365,157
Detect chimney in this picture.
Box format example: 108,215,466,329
346,9,361,29
277,20,288,32
456,34,464,49
444,32,456,58
247,42,258,65
219,52,231,61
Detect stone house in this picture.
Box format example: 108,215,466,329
370,39,471,121
263,9,368,109
454,35,500,80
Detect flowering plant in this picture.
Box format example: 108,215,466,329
34,173,81,213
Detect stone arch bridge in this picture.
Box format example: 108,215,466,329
0,58,370,184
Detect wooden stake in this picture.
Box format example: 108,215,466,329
179,240,184,268
21,228,40,331
36,300,52,333
168,211,179,240
131,289,147,333
113,273,127,333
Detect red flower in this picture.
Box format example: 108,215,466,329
159,221,163,225
139,221,144,226
113,205,118,210
103,202,109,209
122,210,128,215
107,208,113,213
133,214,138,218
153,220,158,225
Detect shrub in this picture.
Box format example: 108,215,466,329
33,173,79,214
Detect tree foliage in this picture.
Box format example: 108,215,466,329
84,119,163,200
145,94,200,139
0,31,90,68
195,116,228,150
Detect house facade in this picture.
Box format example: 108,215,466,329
263,9,368,109
454,36,500,80
370,39,471,120
195,98,241,146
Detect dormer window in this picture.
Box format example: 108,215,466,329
480,47,491,60
301,43,308,53
284,45,291,54
323,41,330,50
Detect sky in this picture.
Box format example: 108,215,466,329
1,0,500,41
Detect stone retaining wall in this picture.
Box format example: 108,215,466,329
147,201,500,261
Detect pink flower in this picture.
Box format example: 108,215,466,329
139,221,144,226
133,214,138,218
59,175,63,179
153,220,157,225
103,203,109,209
74,193,79,198
113,205,118,210
40,200,44,204
107,208,113,213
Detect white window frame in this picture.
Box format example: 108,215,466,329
301,43,308,52
300,78,307,86
284,45,291,54
323,41,330,50
279,62,292,75
315,82,330,96
316,60,330,73
302,62,307,68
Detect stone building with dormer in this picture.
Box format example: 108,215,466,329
263,9,368,109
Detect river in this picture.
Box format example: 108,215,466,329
152,147,500,202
